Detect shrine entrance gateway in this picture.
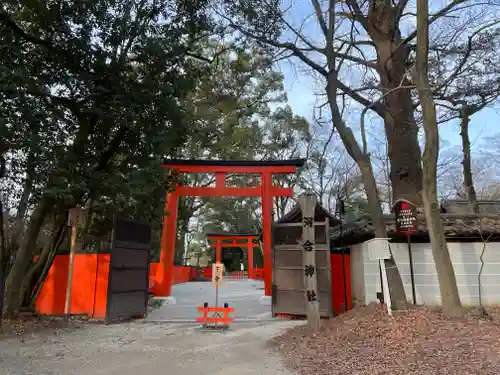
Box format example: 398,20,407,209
156,159,305,297
206,233,260,279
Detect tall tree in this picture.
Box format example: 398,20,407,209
219,0,412,308
0,0,212,316
218,0,497,309
414,0,462,317
169,45,302,261
300,131,361,213
431,24,500,209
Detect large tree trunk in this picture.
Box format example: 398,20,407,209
459,106,478,212
174,198,191,265
11,173,33,250
323,3,408,310
359,158,408,310
21,214,67,307
174,226,186,265
368,2,423,207
415,0,462,317
3,197,53,317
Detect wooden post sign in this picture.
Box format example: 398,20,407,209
64,207,87,315
298,193,321,330
212,262,224,288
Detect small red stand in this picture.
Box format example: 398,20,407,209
196,305,234,329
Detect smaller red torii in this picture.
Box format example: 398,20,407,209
206,233,260,279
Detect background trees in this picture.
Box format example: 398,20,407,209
1,0,212,315
216,0,500,314
1,0,499,317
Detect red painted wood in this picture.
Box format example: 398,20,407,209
174,186,293,197
330,253,352,313
158,161,301,300
262,172,273,296
197,306,235,313
207,241,259,248
156,192,179,297
208,243,259,248
206,234,259,240
216,240,222,264
203,267,212,279
247,236,254,279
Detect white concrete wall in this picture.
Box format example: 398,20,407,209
350,243,366,306
358,242,500,306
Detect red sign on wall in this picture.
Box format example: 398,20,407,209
394,200,417,235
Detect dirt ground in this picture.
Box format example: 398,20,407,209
270,303,500,375
1,319,301,375
1,280,299,375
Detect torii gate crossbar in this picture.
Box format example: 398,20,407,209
206,233,260,279
155,159,305,297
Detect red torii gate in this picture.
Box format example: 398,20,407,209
206,233,260,279
156,159,305,298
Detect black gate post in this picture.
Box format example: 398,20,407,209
105,216,152,323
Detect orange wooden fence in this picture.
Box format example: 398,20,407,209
35,255,195,318
34,252,350,319
35,254,110,319
148,262,193,294
254,268,264,280
330,250,352,313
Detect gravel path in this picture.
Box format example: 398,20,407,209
147,280,272,321
1,319,301,375
1,280,300,375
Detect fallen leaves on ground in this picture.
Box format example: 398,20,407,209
1,314,96,339
269,303,500,375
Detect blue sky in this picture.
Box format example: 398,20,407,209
274,1,499,154
281,68,499,151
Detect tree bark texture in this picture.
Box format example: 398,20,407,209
359,159,408,310
459,106,478,211
367,1,423,207
3,197,54,316
322,2,409,309
23,214,68,307
415,0,463,317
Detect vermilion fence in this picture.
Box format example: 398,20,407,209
148,263,195,294
34,254,351,319
35,255,196,318
254,268,264,280
35,254,110,318
330,251,352,313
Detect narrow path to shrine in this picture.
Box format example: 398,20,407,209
1,281,299,375
147,279,271,322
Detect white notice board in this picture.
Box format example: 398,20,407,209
364,238,391,260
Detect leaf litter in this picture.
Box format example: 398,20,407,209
269,303,500,375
